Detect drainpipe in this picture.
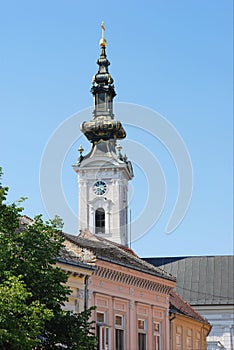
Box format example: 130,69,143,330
169,309,177,350
84,275,89,310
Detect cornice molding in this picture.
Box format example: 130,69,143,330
95,266,172,295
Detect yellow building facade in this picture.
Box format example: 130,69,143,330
57,244,96,313
170,291,211,350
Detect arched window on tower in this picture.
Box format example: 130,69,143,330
95,208,105,234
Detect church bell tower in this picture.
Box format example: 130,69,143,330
73,23,133,246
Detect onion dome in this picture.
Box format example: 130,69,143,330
80,22,126,143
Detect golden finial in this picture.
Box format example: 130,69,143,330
100,21,107,47
78,145,84,155
117,144,122,153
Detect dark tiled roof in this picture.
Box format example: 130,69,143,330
63,231,176,282
170,290,210,325
57,246,95,270
144,256,234,305
18,217,94,270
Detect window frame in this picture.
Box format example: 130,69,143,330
153,322,161,350
115,314,125,350
137,318,147,350
96,311,110,350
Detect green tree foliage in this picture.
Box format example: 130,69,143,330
0,275,53,349
0,168,97,350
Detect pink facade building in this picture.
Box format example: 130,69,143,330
62,231,211,350
64,231,176,350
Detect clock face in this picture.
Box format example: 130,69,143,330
93,180,107,195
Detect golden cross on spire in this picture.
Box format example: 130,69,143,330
101,21,105,39
100,21,107,47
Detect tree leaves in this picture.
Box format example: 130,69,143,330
0,275,53,350
0,169,97,349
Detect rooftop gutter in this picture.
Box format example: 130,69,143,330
56,257,96,271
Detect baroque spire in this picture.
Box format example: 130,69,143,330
80,22,126,142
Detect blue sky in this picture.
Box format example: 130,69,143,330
0,0,233,257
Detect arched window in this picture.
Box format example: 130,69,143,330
95,208,105,234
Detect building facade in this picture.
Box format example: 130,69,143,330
145,256,234,350
170,290,211,350
64,230,176,350
59,230,211,350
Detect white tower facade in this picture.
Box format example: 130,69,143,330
73,25,133,246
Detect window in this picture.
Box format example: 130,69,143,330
138,319,147,350
138,319,146,330
186,328,192,350
96,312,110,350
63,287,79,313
74,299,79,313
95,208,105,234
176,326,182,350
98,93,105,104
115,315,124,350
107,94,113,113
138,334,146,350
97,93,106,111
176,334,182,350
153,322,161,350
195,332,201,350
97,312,105,323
